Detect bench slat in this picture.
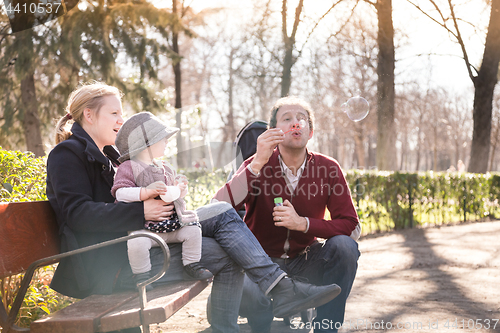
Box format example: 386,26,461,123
99,280,209,332
0,201,211,333
0,201,60,278
30,280,209,333
30,291,138,333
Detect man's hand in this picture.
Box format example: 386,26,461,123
143,198,174,221
249,128,284,174
273,199,307,232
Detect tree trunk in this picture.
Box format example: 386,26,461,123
280,0,303,97
488,116,500,171
20,72,44,157
433,124,438,171
353,125,366,169
281,42,293,97
172,0,186,168
468,0,500,173
227,49,236,141
368,134,376,169
375,0,396,171
399,131,406,171
17,29,44,157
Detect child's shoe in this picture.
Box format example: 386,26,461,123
183,262,213,280
133,272,154,291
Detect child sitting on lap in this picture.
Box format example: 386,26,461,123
111,112,212,289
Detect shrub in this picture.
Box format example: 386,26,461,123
183,169,229,210
0,148,47,202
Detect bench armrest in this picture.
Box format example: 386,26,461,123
5,231,169,332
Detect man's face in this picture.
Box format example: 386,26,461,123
275,104,313,150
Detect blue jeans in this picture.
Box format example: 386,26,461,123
239,235,360,333
150,202,285,333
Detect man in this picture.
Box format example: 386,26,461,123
214,96,360,333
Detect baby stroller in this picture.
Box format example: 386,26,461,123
207,120,316,327
228,120,268,219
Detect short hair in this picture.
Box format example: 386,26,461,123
268,96,315,132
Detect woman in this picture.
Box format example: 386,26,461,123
46,82,341,333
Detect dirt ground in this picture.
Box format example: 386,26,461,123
152,220,500,333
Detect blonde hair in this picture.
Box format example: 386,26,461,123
55,82,123,144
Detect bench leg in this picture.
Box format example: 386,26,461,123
1,291,29,333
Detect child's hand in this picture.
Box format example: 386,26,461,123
141,181,167,200
178,182,187,192
175,175,188,186
147,181,168,192
175,175,188,197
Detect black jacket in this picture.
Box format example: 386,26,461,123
46,122,144,299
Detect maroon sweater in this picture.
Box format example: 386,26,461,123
214,148,359,259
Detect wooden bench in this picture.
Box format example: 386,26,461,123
0,201,210,333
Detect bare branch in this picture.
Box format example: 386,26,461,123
407,0,477,79
282,0,288,42
289,0,304,40
325,2,360,45
298,0,347,55
426,0,449,26
253,0,283,66
181,0,193,17
447,0,476,80
405,0,457,39
0,23,11,48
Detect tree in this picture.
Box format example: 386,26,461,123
250,0,349,98
409,0,500,173
305,14,378,168
489,94,500,171
0,3,50,156
0,0,182,153
364,0,397,170
164,0,198,168
280,0,303,97
469,0,500,172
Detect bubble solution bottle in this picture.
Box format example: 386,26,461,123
274,197,283,206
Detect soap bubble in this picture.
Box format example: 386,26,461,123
298,119,307,129
341,95,370,122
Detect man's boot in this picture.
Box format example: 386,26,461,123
269,277,341,318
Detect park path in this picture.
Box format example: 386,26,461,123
154,220,500,333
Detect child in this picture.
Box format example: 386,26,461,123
111,112,213,289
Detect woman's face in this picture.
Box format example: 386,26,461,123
88,95,124,149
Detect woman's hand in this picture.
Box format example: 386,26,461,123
143,198,174,221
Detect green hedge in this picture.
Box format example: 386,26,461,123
0,148,47,202
183,168,500,234
345,170,500,233
182,169,229,210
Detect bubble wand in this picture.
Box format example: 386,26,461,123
283,119,307,134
